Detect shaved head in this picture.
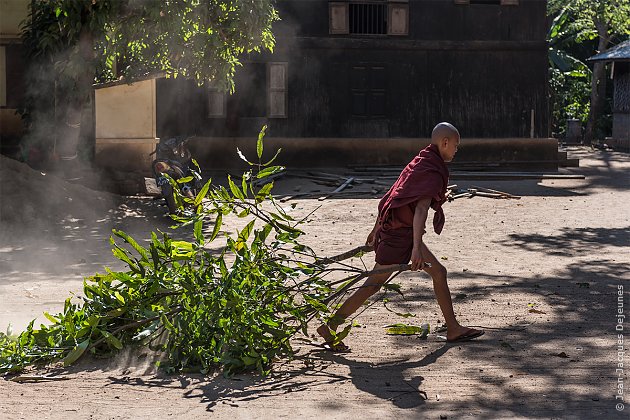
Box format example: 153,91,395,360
431,122,460,144
430,122,460,162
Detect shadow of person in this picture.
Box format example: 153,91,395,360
314,344,450,409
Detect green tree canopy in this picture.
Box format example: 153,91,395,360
547,0,630,143
20,0,278,163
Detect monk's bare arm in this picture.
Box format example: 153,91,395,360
366,217,379,247
410,198,431,270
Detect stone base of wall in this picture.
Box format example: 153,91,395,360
95,138,158,175
188,137,560,172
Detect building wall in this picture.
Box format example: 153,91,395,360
0,0,29,150
612,62,629,150
95,79,159,172
160,0,549,141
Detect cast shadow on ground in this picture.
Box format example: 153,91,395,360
42,245,625,417
313,344,450,409
101,356,351,412
369,257,627,417
80,225,627,416
500,226,630,257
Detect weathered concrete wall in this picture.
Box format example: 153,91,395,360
94,79,158,173
0,0,28,151
188,137,559,171
0,0,28,38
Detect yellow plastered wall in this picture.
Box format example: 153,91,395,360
0,0,29,38
95,79,159,173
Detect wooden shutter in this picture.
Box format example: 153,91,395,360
207,85,225,118
388,3,409,36
329,2,349,34
0,46,6,106
268,62,288,118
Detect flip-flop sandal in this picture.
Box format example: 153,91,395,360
446,329,485,343
322,342,351,353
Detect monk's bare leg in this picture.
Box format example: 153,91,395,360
420,243,484,342
317,264,395,349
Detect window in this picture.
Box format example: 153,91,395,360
349,2,387,35
230,63,267,118
0,46,6,107
329,1,408,36
268,62,288,118
217,62,287,120
350,65,386,118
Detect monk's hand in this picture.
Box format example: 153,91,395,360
410,247,425,271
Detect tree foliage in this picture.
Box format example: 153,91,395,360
547,0,630,142
0,130,406,377
23,0,278,88
19,0,278,161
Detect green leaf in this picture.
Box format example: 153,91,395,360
394,312,416,318
194,219,204,244
383,283,404,296
257,125,267,159
256,166,284,179
210,213,222,241
256,182,274,201
105,308,125,317
102,331,123,350
114,291,125,305
237,220,256,243
194,179,212,206
228,175,245,199
43,312,58,325
63,339,89,366
241,174,249,198
384,323,429,337
262,148,282,166
258,223,273,242
113,230,149,262
304,295,328,312
161,313,174,330
333,324,352,344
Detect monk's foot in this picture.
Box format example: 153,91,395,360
316,324,351,353
446,326,484,343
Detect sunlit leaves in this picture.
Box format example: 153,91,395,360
0,127,331,376
63,340,89,366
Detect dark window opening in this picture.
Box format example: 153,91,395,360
229,63,267,118
470,0,501,4
349,2,387,35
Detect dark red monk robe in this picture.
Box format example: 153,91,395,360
374,143,449,265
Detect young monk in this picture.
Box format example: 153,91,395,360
317,122,484,351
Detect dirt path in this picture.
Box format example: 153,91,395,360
1,146,628,419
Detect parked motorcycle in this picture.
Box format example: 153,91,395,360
151,136,203,214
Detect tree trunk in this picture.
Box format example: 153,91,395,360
584,23,610,145
55,18,95,174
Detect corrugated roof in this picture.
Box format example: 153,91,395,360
588,40,630,62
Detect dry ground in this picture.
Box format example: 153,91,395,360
0,146,628,419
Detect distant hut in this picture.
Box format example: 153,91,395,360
588,40,630,151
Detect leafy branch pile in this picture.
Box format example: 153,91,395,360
0,130,407,377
